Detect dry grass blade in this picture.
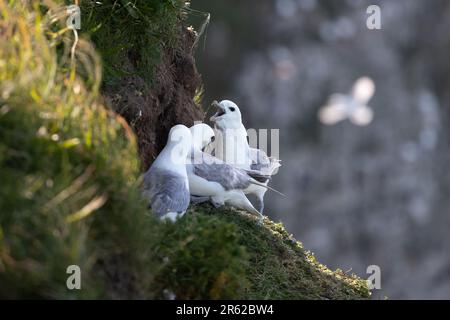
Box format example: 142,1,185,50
65,193,108,223
43,165,96,212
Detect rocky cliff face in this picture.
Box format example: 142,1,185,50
101,26,204,169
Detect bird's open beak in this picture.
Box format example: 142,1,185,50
210,100,226,122
201,142,210,152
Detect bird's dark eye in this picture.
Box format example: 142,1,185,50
229,107,235,112
210,136,215,142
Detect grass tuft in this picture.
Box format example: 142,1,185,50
0,0,145,298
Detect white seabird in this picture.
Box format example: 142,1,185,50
209,100,281,213
142,124,192,222
318,76,375,126
187,123,282,221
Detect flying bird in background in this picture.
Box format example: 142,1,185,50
318,76,376,126
142,125,192,222
209,100,281,213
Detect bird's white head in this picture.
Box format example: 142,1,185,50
189,123,215,150
210,100,243,129
167,124,192,163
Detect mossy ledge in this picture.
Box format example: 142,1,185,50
157,204,370,300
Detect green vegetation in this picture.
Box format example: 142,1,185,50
165,205,370,299
78,0,186,85
0,0,148,298
0,0,369,299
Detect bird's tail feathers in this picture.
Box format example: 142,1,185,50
244,169,271,181
249,180,286,197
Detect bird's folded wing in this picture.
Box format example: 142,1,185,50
243,169,271,183
143,168,190,216
192,152,251,191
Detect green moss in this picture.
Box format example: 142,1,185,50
161,204,370,300
78,0,186,85
150,212,249,299
0,0,147,299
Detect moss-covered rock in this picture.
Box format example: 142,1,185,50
151,204,370,299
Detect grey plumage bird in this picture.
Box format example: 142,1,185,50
209,100,282,213
188,124,282,221
142,125,192,222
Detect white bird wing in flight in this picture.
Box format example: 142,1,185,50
349,105,374,126
142,167,190,217
319,94,349,125
351,77,375,126
352,76,375,105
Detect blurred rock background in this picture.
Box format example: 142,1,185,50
192,0,450,299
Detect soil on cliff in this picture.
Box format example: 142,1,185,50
101,26,204,169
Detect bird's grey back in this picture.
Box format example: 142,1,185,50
191,151,252,191
142,167,190,218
